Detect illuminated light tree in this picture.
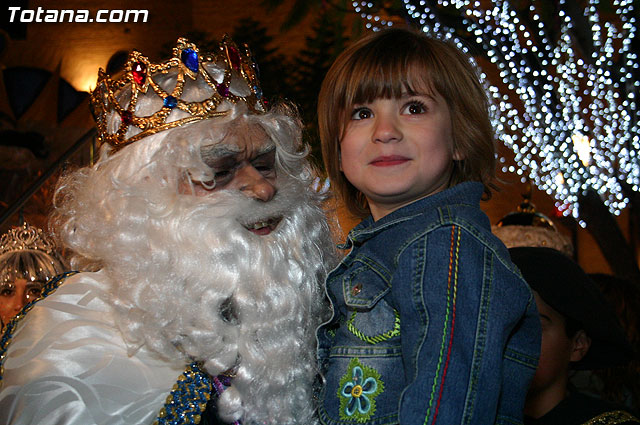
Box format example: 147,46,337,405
351,0,640,282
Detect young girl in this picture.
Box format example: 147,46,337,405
316,28,541,424
0,223,67,331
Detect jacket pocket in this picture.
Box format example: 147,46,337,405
342,258,391,309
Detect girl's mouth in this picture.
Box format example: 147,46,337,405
370,155,410,166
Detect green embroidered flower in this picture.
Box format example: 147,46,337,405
338,358,384,422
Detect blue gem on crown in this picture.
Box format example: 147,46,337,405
180,48,199,73
164,96,178,109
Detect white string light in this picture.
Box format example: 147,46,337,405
352,0,639,226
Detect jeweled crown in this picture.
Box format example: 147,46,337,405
91,36,266,150
0,223,59,257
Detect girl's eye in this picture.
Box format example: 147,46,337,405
25,288,42,300
214,169,233,182
404,101,426,115
0,288,14,297
351,108,372,120
27,287,42,297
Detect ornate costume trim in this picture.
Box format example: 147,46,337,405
338,358,384,423
0,271,77,387
582,410,640,425
154,362,213,425
425,225,461,425
347,309,400,344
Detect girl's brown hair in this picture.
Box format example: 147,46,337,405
318,28,496,218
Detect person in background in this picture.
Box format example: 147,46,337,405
0,222,67,330
316,27,540,424
508,246,639,425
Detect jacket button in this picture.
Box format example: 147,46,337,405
351,283,362,296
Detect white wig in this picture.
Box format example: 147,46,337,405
50,68,338,424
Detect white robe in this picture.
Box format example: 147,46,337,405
0,271,188,425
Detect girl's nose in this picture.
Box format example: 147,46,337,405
372,114,402,144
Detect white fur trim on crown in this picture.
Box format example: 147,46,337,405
492,224,574,256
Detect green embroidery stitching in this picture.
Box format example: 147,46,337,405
347,309,400,344
338,358,384,423
425,225,461,424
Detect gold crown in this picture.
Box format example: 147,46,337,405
90,35,266,150
0,223,58,257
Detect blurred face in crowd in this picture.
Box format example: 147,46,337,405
525,291,590,418
0,278,43,326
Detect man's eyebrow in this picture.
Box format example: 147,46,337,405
200,144,243,162
200,141,276,163
256,143,276,156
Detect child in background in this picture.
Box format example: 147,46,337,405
316,28,541,424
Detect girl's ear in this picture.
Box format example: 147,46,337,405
451,137,464,160
569,330,592,363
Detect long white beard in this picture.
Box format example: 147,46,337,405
98,175,334,424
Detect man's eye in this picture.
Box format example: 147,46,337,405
214,170,233,180
253,163,275,176
351,108,372,120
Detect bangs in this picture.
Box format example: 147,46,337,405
343,41,438,108
0,250,65,284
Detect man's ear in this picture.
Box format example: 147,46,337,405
570,330,592,362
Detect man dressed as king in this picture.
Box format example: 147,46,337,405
0,36,337,425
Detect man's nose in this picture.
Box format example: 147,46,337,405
235,165,276,202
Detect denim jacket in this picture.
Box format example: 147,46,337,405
317,182,541,425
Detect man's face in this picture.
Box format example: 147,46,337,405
179,121,279,235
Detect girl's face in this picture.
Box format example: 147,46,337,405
0,278,42,327
339,90,459,220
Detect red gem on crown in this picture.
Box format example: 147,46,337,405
132,62,147,86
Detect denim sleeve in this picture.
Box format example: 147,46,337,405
392,224,538,425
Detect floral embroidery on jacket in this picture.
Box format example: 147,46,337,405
338,358,384,422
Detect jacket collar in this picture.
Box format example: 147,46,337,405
339,182,484,249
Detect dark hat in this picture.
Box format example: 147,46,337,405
509,246,633,370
